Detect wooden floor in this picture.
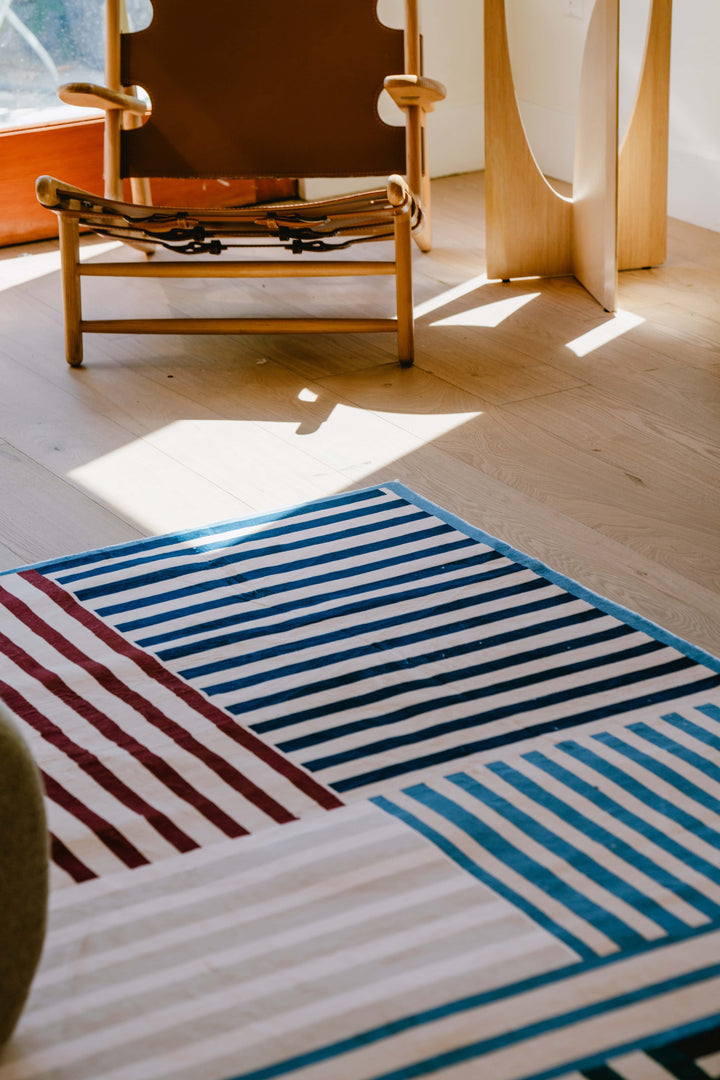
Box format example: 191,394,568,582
1,171,719,655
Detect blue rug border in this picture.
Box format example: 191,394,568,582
385,480,720,674
4,478,719,673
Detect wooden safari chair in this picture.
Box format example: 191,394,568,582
36,0,445,368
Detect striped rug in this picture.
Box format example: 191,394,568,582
1,481,720,1080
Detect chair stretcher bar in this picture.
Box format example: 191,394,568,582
80,318,398,335
78,262,396,278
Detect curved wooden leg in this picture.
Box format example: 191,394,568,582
483,0,573,281
572,0,619,313
618,0,672,270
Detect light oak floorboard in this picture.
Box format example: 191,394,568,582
0,172,718,658
0,439,143,568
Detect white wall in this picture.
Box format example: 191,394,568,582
403,0,484,177
504,0,720,232
305,1,719,232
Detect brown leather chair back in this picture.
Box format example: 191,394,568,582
120,0,406,179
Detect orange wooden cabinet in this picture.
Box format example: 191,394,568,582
0,118,296,248
1,119,104,247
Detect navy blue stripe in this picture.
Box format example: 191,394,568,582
158,560,527,663
660,1018,720,1062
386,481,720,676
184,576,555,683
38,487,387,575
94,522,458,616
374,793,594,956
328,674,720,792
58,495,408,585
281,638,661,753
524,749,720,894
223,597,593,710
409,780,648,947
306,655,696,774
649,1045,711,1080
482,762,720,923
75,509,434,602
581,1067,624,1080
255,622,631,733
249,609,611,730
597,730,720,819
560,738,720,853
132,538,483,643
446,772,686,937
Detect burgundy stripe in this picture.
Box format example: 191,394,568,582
0,679,198,855
0,602,248,841
7,583,294,829
50,833,97,884
25,570,343,811
42,770,149,870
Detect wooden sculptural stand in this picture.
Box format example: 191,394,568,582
484,0,672,311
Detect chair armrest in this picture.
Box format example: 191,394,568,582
383,75,446,113
387,174,412,209
36,175,98,210
57,82,148,115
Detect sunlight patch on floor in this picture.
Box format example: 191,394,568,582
66,431,252,535
0,241,121,292
431,292,541,328
65,403,483,533
414,274,489,320
565,309,645,356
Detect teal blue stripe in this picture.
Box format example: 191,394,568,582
405,782,642,948
373,793,592,957
445,772,678,939
361,965,720,1080
483,760,720,923
221,951,720,1080
385,481,720,674
630,720,720,793
559,739,720,852
663,706,720,755
509,1010,720,1080
524,749,720,896
595,731,720,819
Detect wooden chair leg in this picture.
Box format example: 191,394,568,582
417,115,433,252
394,204,415,366
58,216,83,367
